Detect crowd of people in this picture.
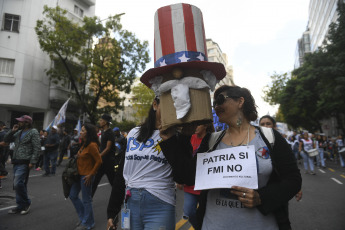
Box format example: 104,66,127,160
259,115,345,175
0,90,344,230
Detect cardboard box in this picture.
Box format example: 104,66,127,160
160,88,213,130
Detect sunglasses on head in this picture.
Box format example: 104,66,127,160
213,94,239,108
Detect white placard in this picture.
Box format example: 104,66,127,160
194,145,258,190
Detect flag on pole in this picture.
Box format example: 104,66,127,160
45,118,55,132
74,118,82,136
52,97,71,127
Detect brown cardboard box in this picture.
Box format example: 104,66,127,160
160,88,213,130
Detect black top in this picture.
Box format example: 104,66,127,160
45,133,60,152
101,128,116,158
159,127,302,230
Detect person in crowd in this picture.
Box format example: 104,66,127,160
0,121,9,178
69,129,81,158
35,130,46,171
122,97,176,230
259,115,277,129
259,116,303,201
113,127,127,156
316,134,326,168
4,115,41,215
92,114,116,197
160,85,302,230
290,135,300,162
69,123,102,230
57,129,71,166
299,131,316,175
177,123,214,228
43,125,60,176
336,135,344,168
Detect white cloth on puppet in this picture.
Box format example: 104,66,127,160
149,70,218,119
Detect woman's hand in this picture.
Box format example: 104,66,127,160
231,186,261,208
159,126,176,141
295,190,303,201
83,175,92,186
176,183,184,190
107,218,116,230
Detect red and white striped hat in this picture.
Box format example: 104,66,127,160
140,3,226,87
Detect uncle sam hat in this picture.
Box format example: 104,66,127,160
140,3,226,87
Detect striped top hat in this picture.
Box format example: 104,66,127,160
140,3,226,87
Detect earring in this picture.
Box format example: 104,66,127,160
236,114,242,127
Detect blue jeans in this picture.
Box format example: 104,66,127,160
317,149,326,167
127,188,175,230
44,151,58,174
182,192,199,228
300,151,315,172
339,148,345,167
69,176,95,229
13,164,31,209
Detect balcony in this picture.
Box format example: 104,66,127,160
79,0,95,6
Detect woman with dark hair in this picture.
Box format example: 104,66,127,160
299,131,316,175
259,115,277,129
159,85,302,230
121,97,176,230
69,123,102,230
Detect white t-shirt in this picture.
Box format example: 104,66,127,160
301,139,313,152
123,127,175,206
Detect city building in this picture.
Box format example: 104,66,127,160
0,0,95,129
295,0,341,68
206,39,235,88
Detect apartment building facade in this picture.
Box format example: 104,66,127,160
0,0,95,129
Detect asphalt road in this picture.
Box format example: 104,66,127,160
0,158,344,230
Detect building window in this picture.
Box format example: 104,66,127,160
74,5,84,17
0,58,15,77
3,13,20,32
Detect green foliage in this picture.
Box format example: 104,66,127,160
262,72,289,106
131,83,155,122
35,6,150,123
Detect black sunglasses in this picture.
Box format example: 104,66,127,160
213,94,238,108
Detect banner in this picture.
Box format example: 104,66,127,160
194,145,258,190
74,118,82,136
52,97,71,127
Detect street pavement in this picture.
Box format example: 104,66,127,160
0,157,345,230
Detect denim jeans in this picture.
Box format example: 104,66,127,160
300,151,315,172
13,164,31,210
182,192,199,228
69,175,95,229
127,188,175,230
44,151,58,174
338,148,345,167
317,149,326,167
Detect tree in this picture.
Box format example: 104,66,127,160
131,82,155,122
35,6,150,123
262,72,289,106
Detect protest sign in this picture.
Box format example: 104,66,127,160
194,145,258,190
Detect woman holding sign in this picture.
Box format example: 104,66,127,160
160,85,302,230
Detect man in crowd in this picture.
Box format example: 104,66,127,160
4,115,40,214
92,114,116,197
0,121,9,179
43,125,60,176
113,127,126,156
57,129,70,166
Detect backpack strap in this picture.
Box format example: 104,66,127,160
207,130,226,152
259,126,275,148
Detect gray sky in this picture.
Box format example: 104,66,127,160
95,0,310,118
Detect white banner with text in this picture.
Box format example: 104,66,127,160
194,145,258,190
